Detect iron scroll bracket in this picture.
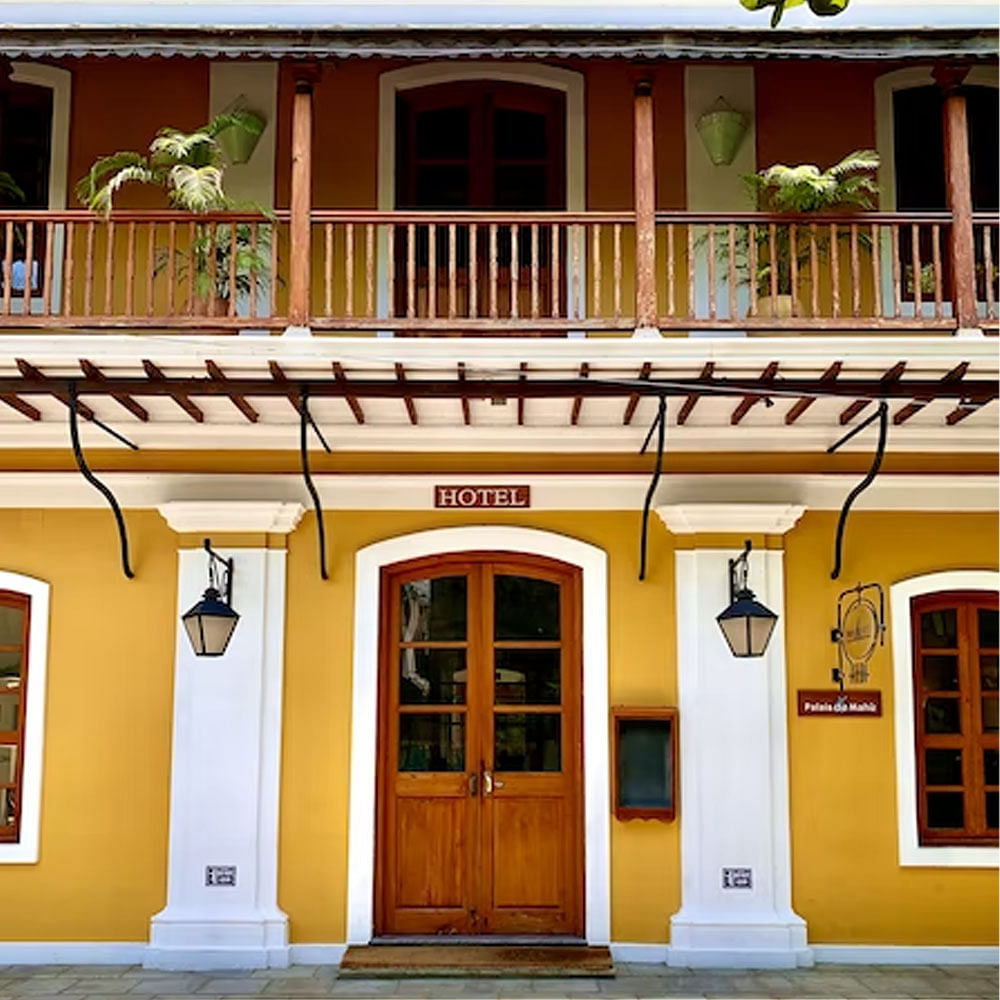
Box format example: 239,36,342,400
299,385,330,581
68,382,135,580
828,401,889,581
638,394,667,582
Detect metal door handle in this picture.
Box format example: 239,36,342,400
482,769,504,796
468,772,478,797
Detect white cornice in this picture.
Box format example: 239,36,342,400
656,503,806,534
156,500,305,534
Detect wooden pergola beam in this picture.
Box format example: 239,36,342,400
395,363,418,425
731,361,778,425
0,392,40,421
15,358,95,421
268,361,303,415
457,362,471,426
622,361,651,425
894,361,969,425
677,362,714,426
517,362,527,426
206,360,259,423
142,359,204,423
332,362,365,424
785,362,841,425
80,359,148,422
571,362,589,426
839,361,906,425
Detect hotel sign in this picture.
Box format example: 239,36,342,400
435,485,531,509
797,690,882,717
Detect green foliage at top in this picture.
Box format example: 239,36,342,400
0,171,25,205
75,110,262,217
745,149,880,214
740,0,849,28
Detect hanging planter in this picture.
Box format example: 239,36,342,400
695,99,749,167
215,100,267,165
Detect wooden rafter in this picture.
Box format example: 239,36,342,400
571,363,589,426
517,362,527,426
0,392,40,421
206,360,259,423
623,362,651,425
457,363,471,426
894,362,969,425
785,362,841,425
15,358,95,421
395,363,418,426
677,362,714,426
332,362,365,425
946,402,981,426
731,362,778,426
839,361,906,425
268,361,304,415
142,359,203,423
80,360,148,422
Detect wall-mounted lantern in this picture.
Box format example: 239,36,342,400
716,539,778,658
695,97,750,167
181,539,239,657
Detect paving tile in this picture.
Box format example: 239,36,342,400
9,979,79,995
194,979,267,996
328,981,400,997
62,981,137,995
251,969,322,980
126,979,205,995
259,980,337,997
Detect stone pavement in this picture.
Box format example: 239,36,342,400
0,964,994,1000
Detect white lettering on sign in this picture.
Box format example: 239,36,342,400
435,485,531,509
796,690,883,717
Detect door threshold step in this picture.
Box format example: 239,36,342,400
340,944,615,978
371,936,587,946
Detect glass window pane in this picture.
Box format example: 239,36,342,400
921,655,959,691
985,748,999,786
494,576,560,641
399,649,466,705
0,692,19,732
494,164,549,209
0,606,23,646
925,748,963,786
618,719,673,810
0,788,14,827
415,106,470,159
987,792,998,830
926,791,964,828
400,577,467,642
494,108,548,160
982,698,999,733
0,745,16,783
494,649,560,705
495,713,561,771
414,165,470,209
979,608,999,649
925,697,961,734
980,654,999,691
398,713,464,772
920,608,957,648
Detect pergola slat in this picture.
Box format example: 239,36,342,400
332,362,365,424
395,363,418,425
676,362,714,426
457,363,471,426
15,358,95,421
785,362,841,425
894,361,969,425
206,360,259,423
80,359,149,422
623,362,652,426
142,359,204,423
0,392,40,421
839,361,906,425
571,363,589,426
731,361,778,425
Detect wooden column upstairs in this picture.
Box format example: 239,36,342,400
633,75,658,336
288,62,319,330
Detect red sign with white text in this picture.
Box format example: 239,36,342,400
435,485,531,509
797,690,882,717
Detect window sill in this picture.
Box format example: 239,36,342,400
899,842,999,868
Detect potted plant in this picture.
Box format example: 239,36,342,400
75,110,272,315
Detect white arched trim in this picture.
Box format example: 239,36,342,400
0,571,50,864
347,525,609,944
890,569,1000,868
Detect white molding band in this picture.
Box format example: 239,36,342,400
811,945,1000,965
147,544,291,970
0,571,50,865
889,570,1000,869
156,500,305,534
347,526,610,945
657,503,806,534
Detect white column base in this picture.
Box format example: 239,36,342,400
632,325,662,339
955,326,985,338
669,913,812,969
146,912,289,970
282,324,313,337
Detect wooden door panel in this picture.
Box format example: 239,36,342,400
490,797,562,907
395,796,469,908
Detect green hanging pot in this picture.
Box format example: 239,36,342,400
216,107,267,165
695,105,749,167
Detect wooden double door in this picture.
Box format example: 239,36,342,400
376,553,583,937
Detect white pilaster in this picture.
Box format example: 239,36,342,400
147,502,303,971
657,503,811,969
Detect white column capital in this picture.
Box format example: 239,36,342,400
157,501,305,535
655,503,805,535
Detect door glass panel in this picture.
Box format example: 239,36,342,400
494,649,560,705
0,788,14,827
494,165,549,209
0,745,16,783
415,166,470,209
982,698,999,733
985,748,999,785
0,606,23,646
978,608,999,649
400,577,467,642
494,109,547,159
921,655,959,690
987,792,999,829
0,692,18,732
494,576,560,641
926,791,964,828
399,713,465,771
920,608,957,648
925,697,961,733
980,654,999,691
925,748,962,785
400,649,467,705
495,713,561,771
415,107,470,159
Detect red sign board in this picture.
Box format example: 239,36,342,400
797,690,882,717
435,485,531,509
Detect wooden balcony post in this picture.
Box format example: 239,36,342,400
633,76,659,336
933,64,978,331
288,64,318,331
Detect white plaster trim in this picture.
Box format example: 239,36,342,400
347,526,609,945
0,943,147,964
656,503,806,534
890,569,1000,869
156,501,305,534
2,474,997,514
812,945,1000,965
0,571,49,864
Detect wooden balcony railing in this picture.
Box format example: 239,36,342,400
0,208,993,335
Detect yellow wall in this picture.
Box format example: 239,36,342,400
785,510,999,945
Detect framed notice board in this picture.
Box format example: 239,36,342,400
611,707,677,821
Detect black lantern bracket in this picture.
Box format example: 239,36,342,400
728,539,754,606
203,537,234,606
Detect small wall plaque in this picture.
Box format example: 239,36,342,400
205,865,237,887
797,690,882,717
435,485,531,509
722,867,753,890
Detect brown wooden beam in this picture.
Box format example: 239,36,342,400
633,77,657,332
786,362,841,425
731,362,778,425
623,362,652,425
268,361,303,415
571,362,589,426
395,363,418,425
80,359,148,422
677,362,714,426
0,393,40,421
946,402,980,425
15,358,95,421
457,363,471,426
839,362,906,425
206,360,259,423
894,361,969,425
517,362,527,426
288,66,317,328
332,362,365,424
142,359,203,423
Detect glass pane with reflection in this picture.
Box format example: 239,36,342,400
494,649,560,705
400,577,467,642
399,713,465,772
495,713,561,771
980,655,999,691
400,649,467,705
920,609,957,649
0,606,23,647
0,788,14,827
922,655,959,691
985,748,999,786
925,697,961,734
0,745,16,784
495,576,560,641
979,608,999,649
926,791,964,828
987,792,998,829
925,748,962,786
982,697,999,733
0,692,18,733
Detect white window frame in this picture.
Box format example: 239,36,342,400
890,569,1000,867
0,571,50,864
